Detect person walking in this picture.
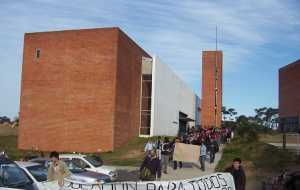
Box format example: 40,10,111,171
140,150,161,181
161,137,171,174
172,138,183,170
155,136,162,176
209,138,216,163
155,136,162,160
199,141,207,171
225,158,246,190
144,139,154,155
47,151,71,188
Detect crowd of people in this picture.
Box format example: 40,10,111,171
140,127,246,190
140,127,234,181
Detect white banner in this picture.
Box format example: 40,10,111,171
43,172,235,190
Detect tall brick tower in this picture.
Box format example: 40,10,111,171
201,51,223,128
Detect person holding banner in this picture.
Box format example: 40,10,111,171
140,150,161,181
199,141,207,171
172,138,183,170
225,158,246,190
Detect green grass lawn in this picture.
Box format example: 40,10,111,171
0,135,151,166
100,137,149,166
259,133,299,144
216,134,300,189
216,139,298,172
0,136,22,160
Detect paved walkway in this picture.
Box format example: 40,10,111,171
116,145,224,181
161,144,224,180
268,143,300,154
268,143,299,148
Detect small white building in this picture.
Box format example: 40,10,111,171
139,56,200,137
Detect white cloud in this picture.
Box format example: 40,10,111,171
0,0,299,117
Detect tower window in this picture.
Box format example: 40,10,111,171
36,49,41,58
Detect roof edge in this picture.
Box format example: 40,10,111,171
25,27,120,35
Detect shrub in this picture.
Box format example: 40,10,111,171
235,124,258,142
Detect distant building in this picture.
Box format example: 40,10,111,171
279,59,300,132
19,27,200,153
201,51,223,128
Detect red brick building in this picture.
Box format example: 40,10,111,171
279,59,300,132
18,27,151,152
201,51,223,128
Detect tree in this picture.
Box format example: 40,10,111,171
264,108,278,129
254,107,267,125
235,115,258,142
254,107,278,128
13,115,19,127
0,116,11,124
236,115,249,126
227,108,237,121
222,106,229,121
222,106,237,121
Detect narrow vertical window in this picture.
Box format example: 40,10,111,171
140,57,153,136
36,48,41,59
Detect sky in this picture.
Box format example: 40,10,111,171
0,0,299,119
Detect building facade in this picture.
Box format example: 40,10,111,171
19,27,200,153
140,56,199,137
201,51,223,128
279,59,300,132
19,28,150,152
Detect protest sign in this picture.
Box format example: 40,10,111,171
173,143,200,163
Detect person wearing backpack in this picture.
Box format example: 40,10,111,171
140,150,161,181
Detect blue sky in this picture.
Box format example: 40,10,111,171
0,0,299,119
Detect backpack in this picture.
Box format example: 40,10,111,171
161,143,171,155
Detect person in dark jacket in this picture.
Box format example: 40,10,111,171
161,137,171,174
208,138,216,163
225,158,246,190
140,150,161,181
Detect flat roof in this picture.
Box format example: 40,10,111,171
24,27,151,58
25,26,120,35
279,59,300,71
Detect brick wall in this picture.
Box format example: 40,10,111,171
201,51,223,128
19,27,150,152
279,59,300,118
113,30,150,148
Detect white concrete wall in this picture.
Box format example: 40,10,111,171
150,56,197,136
